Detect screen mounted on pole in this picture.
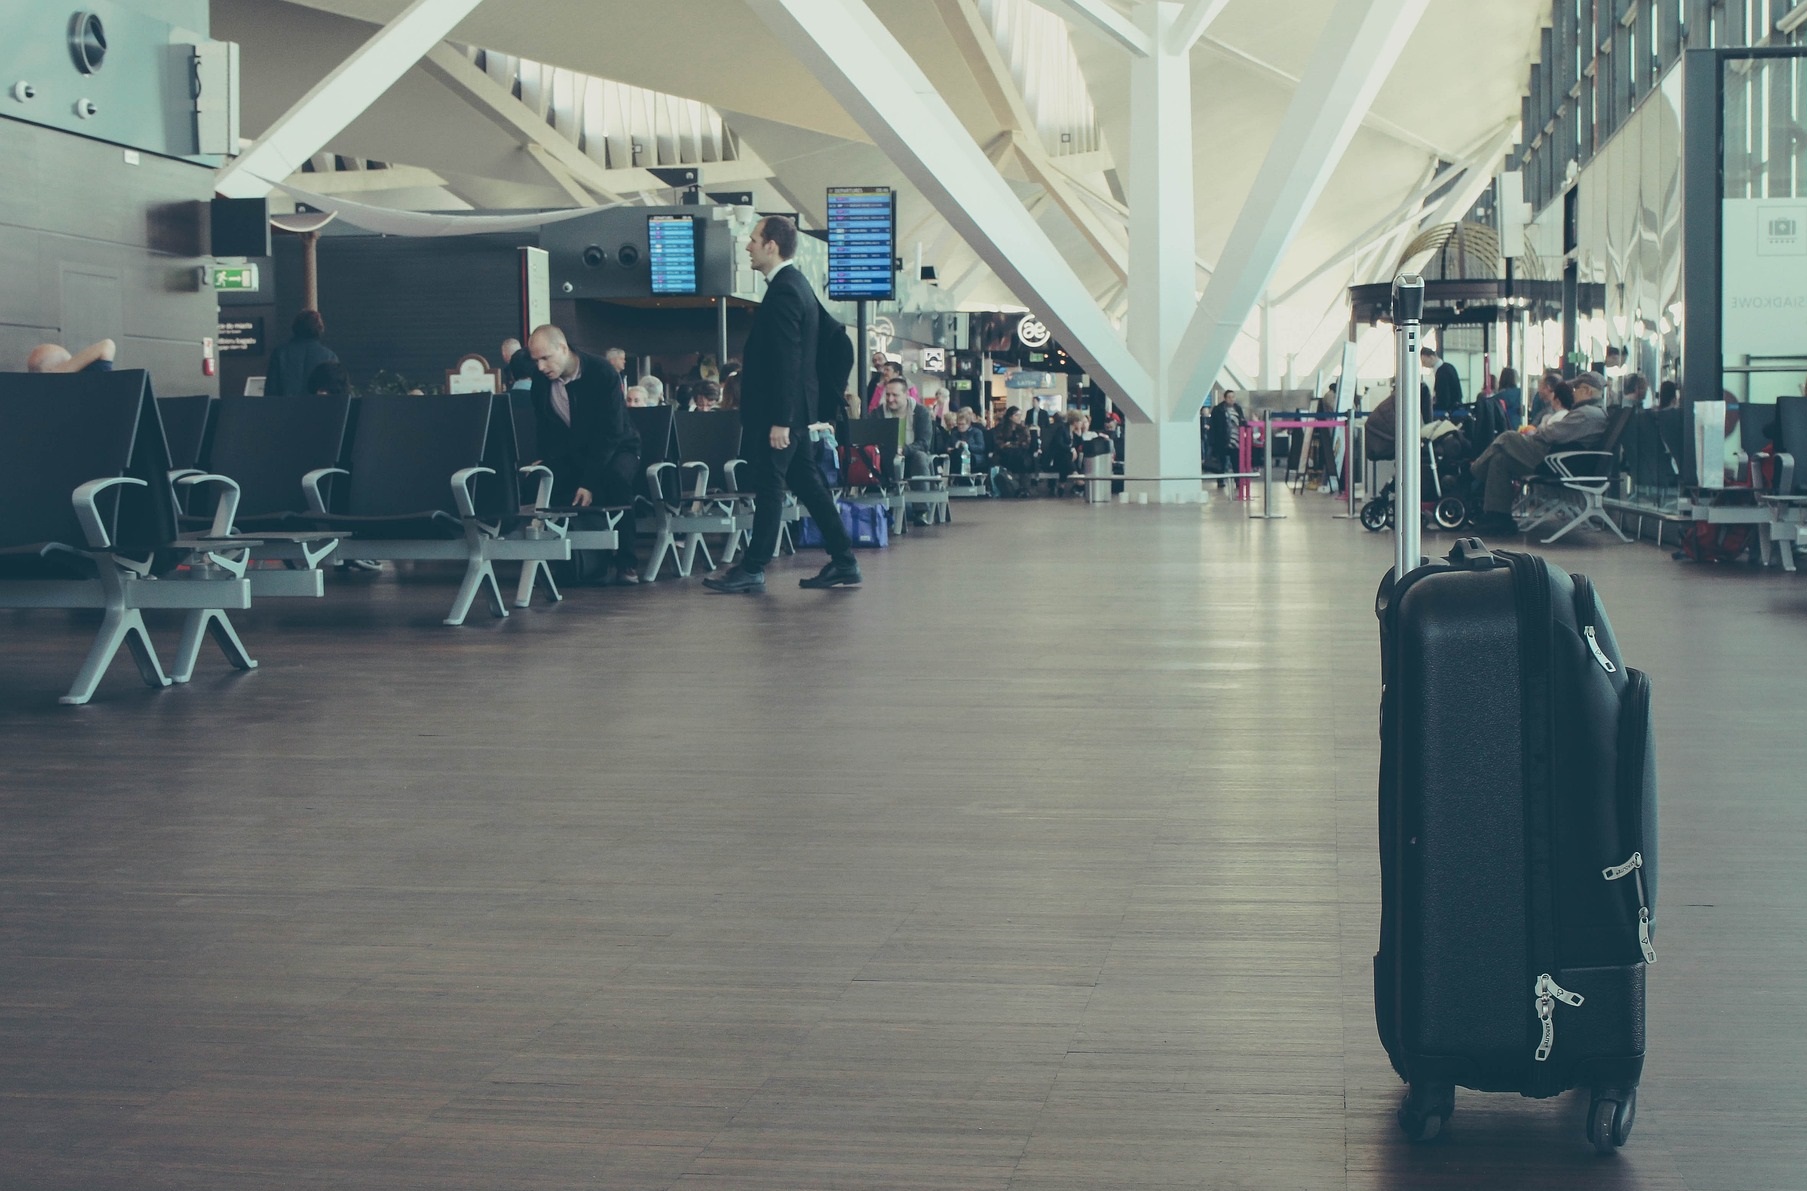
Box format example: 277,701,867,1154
826,186,896,302
647,214,700,295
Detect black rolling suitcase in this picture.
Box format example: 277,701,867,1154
1375,538,1657,1152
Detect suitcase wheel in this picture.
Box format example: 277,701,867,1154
1398,1083,1454,1143
1586,1086,1637,1154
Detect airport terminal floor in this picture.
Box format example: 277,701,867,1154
1,495,1801,1191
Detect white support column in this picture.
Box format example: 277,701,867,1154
1166,0,1429,418
746,0,1153,419
1128,1,1195,378
215,0,487,198
1121,1,1203,502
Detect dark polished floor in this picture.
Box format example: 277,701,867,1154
1,492,1802,1190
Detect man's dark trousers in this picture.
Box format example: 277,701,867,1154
740,431,853,572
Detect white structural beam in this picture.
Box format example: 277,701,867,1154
421,45,628,203
1199,33,1445,158
1167,0,1429,418
747,0,1153,418
1127,1,1195,377
1026,0,1151,56
1168,0,1231,55
216,0,487,198
1270,120,1513,305
931,0,1128,280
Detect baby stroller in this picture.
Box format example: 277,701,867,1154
1360,419,1473,532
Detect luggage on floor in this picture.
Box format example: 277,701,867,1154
844,501,888,548
1375,537,1657,1153
797,501,889,550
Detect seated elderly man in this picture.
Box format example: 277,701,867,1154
24,337,116,373
1467,370,1609,535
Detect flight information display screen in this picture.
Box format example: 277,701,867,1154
826,186,896,302
647,214,699,294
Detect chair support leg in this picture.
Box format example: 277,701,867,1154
61,606,169,705
445,557,507,626
514,559,563,608
171,608,258,683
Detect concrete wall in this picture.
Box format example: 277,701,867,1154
0,115,219,393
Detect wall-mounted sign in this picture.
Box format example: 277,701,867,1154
446,354,501,395
826,186,896,302
1016,315,1051,348
1005,371,1062,389
921,346,946,373
217,317,264,355
212,264,260,291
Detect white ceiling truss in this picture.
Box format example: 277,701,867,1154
216,0,1546,407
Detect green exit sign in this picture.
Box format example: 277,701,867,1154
212,265,260,290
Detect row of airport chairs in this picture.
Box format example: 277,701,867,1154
0,374,950,704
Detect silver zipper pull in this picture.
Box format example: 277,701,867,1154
1603,852,1643,881
1535,994,1555,1061
1532,973,1585,1062
1584,625,1618,673
1603,854,1656,963
1537,972,1585,1007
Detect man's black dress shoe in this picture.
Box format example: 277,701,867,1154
703,567,766,594
799,560,863,589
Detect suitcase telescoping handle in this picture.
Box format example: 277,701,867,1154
1392,274,1425,581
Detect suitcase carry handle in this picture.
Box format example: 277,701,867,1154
1446,537,1500,570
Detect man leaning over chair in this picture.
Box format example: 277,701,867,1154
1467,371,1608,536
527,324,644,585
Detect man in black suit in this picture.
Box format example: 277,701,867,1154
704,216,860,594
527,324,643,584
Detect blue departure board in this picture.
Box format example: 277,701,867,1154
826,186,896,302
647,214,699,295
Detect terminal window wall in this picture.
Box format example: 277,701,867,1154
1719,50,1807,407
1516,1,1804,215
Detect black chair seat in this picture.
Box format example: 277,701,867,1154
0,541,99,580
303,510,465,540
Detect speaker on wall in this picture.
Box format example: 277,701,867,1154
211,197,270,258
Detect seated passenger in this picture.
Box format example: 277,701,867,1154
1467,372,1608,535
24,337,116,373
880,377,935,478
993,405,1034,480
953,409,987,472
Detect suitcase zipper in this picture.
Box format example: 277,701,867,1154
1583,625,1618,674
1603,851,1658,963
1533,972,1585,1062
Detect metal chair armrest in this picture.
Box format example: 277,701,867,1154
175,472,244,539
71,476,148,550
520,463,555,510
302,467,350,514
451,466,498,518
